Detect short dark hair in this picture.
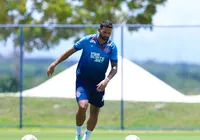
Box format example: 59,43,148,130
100,20,113,29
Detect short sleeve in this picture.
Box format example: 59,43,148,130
110,44,118,62
73,37,87,50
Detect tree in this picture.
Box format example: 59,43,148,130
1,0,167,49
0,0,74,90
0,0,167,92
71,0,167,32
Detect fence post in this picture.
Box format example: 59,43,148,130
19,26,24,129
120,25,124,130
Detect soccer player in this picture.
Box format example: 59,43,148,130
47,20,118,140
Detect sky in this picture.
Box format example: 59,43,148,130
1,0,200,63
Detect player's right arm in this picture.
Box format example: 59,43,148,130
47,48,77,77
47,36,87,77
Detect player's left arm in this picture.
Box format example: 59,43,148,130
97,44,118,92
105,44,118,83
106,61,118,82
97,61,117,92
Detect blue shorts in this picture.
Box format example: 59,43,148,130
76,78,105,108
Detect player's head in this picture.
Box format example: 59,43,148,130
98,20,113,41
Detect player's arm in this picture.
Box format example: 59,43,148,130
47,36,86,77
97,44,118,91
97,61,117,91
51,48,77,67
54,35,87,66
105,61,118,83
47,48,77,77
106,44,118,82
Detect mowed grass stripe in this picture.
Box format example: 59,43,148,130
0,130,200,140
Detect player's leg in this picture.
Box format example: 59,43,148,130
82,105,100,140
87,104,100,130
76,100,88,126
82,89,104,140
75,100,88,140
75,79,89,140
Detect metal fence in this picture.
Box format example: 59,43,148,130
0,24,200,130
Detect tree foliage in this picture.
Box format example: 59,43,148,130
0,0,167,51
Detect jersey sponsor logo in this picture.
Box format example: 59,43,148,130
90,52,105,63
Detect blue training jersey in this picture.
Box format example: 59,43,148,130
73,34,118,84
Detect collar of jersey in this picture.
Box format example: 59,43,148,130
95,34,110,46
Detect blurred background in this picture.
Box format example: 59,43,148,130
1,0,200,133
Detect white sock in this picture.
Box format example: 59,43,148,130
82,129,92,140
76,126,82,136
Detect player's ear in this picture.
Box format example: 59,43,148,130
98,27,101,32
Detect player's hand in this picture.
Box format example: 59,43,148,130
96,78,110,92
47,63,56,77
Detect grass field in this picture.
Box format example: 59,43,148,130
1,129,200,140
1,96,200,127
1,96,200,140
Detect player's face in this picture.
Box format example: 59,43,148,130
98,27,112,41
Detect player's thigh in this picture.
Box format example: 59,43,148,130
76,78,89,108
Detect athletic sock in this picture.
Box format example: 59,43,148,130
76,126,82,136
82,129,92,140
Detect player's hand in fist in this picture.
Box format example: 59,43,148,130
47,63,56,77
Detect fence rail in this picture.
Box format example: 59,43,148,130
1,24,200,28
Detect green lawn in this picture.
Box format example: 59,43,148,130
1,130,200,140
1,97,200,128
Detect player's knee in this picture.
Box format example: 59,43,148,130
78,101,88,110
79,104,88,110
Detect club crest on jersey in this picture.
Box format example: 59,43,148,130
107,41,112,46
104,47,111,53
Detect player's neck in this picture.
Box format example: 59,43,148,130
97,35,107,45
